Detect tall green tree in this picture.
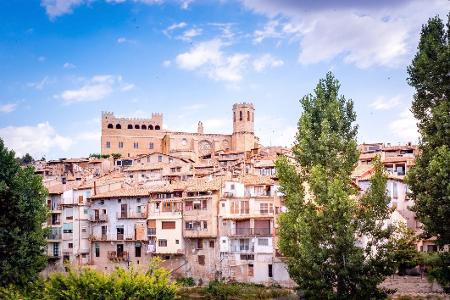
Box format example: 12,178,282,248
406,14,450,293
406,14,450,245
276,72,396,299
0,138,48,287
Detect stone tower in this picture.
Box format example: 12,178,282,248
232,102,255,152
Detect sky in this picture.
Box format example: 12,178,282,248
0,0,449,159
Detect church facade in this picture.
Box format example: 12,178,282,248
101,103,257,160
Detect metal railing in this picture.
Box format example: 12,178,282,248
232,227,271,236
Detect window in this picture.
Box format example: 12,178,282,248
149,143,154,149
158,155,163,162
134,124,140,129
158,239,167,247
239,239,249,251
239,111,243,121
176,239,179,244
81,227,87,233
240,254,254,260
106,141,111,148
258,238,269,246
115,124,121,129
141,125,147,130
100,200,104,205
68,243,73,248
233,112,236,122
135,243,141,257
119,142,124,148
268,264,273,278
118,199,121,203
155,125,160,130
162,221,176,229
149,125,154,130
128,124,133,129
63,223,73,233
133,142,139,149
107,124,113,129
240,201,249,214
209,240,215,248
248,264,254,276
198,255,205,265
247,111,250,121
196,239,203,249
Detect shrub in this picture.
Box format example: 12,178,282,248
176,276,196,287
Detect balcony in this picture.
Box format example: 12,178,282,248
48,219,61,226
48,232,62,240
107,251,129,262
184,228,216,238
48,204,62,211
89,214,108,222
229,245,255,253
116,211,148,219
231,227,272,237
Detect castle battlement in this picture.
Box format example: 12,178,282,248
233,102,254,109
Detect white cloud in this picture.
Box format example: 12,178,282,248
55,75,134,104
41,0,84,19
0,103,18,113
253,54,284,72
163,22,188,37
175,39,249,82
244,0,449,68
162,60,172,67
63,62,76,69
27,76,54,90
0,122,72,157
370,95,402,110
389,109,419,142
177,28,202,41
75,131,100,141
117,37,136,44
180,0,193,9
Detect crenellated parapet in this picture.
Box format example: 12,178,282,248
102,112,164,131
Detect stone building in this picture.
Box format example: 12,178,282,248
101,103,257,160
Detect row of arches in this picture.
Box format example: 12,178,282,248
233,110,253,122
107,124,161,130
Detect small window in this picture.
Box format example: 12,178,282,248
268,264,273,278
247,111,250,121
258,238,269,246
209,240,214,248
176,239,179,244
135,243,141,257
155,125,160,130
116,124,121,129
134,124,140,129
100,200,104,205
158,156,162,162
118,199,121,203
142,125,147,130
149,143,154,149
248,264,254,277
158,239,167,247
95,243,100,257
68,243,73,248
127,124,133,129
107,124,113,129
149,125,154,130
162,221,176,229
133,142,139,149
198,255,205,265
239,111,243,121
106,141,110,149
118,142,124,148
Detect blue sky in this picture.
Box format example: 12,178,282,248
0,0,448,159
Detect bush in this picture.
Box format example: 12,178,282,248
44,258,177,299
423,252,450,294
206,280,241,299
176,276,196,287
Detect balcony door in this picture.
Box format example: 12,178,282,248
121,204,127,218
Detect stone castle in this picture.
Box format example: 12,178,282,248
101,103,257,159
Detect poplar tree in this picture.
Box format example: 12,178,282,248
0,139,48,287
406,14,450,292
276,72,396,299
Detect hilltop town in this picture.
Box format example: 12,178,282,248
34,103,439,286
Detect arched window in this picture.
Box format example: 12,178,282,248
252,112,254,122
135,124,140,129
239,111,243,121
148,125,154,130
141,125,147,130
247,111,250,121
107,124,113,129
155,125,160,130
116,124,121,129
233,112,236,122
127,124,133,129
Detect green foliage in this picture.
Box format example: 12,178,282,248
16,153,34,165
276,73,396,299
176,276,196,286
45,259,177,299
406,14,450,245
0,138,49,287
111,153,122,160
89,153,111,159
421,252,450,294
387,223,420,275
406,14,450,294
204,281,289,300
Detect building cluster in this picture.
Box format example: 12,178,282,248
36,103,445,286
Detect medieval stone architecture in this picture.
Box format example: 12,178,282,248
101,103,256,160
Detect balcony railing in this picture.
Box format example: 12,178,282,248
232,227,271,236
48,232,62,240
116,211,148,219
89,214,108,222
229,245,255,253
107,251,129,261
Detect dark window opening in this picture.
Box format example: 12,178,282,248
149,125,154,130
155,125,161,130
239,111,243,121
115,124,121,129
142,125,147,130
134,124,140,129
107,124,113,129
247,111,250,121
268,264,273,278
127,124,133,129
